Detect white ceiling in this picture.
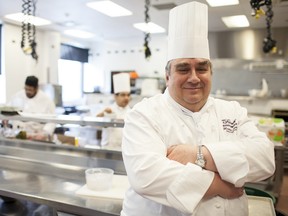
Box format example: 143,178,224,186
0,0,287,42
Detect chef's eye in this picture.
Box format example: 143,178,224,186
176,67,190,74
196,67,208,73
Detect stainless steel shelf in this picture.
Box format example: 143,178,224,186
0,114,124,128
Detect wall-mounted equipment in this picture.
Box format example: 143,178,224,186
21,0,38,61
143,0,152,60
250,0,277,54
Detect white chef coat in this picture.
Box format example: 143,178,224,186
101,102,130,150
8,89,56,135
121,90,275,216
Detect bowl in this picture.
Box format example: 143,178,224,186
85,168,114,191
248,89,260,97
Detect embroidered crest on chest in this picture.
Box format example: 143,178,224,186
222,119,238,133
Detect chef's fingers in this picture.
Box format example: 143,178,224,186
104,108,112,113
166,144,178,156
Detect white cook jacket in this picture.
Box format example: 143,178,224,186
101,102,130,150
121,90,275,216
8,89,56,135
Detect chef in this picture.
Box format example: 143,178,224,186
121,1,275,216
97,73,131,150
7,75,56,140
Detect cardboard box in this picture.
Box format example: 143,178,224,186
56,134,76,146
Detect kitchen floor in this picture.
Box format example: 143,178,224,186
276,169,288,216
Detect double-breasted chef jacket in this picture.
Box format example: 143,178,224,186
121,89,275,216
8,89,56,135
101,102,131,150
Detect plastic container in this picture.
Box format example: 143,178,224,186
85,168,114,191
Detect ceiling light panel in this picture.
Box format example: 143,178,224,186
222,15,250,28
86,1,132,17
133,22,166,34
4,13,51,26
64,29,95,39
206,0,239,7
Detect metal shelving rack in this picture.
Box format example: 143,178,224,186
0,114,124,128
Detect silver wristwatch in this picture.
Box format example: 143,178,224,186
195,145,206,168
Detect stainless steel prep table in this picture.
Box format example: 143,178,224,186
0,137,125,216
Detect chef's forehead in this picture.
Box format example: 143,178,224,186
166,58,212,71
173,58,210,65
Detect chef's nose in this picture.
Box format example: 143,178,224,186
187,69,200,83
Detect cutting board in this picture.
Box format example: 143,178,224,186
76,175,130,200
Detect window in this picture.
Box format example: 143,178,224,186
60,44,89,63
58,59,83,103
58,44,90,104
83,63,103,93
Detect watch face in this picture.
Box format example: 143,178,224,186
196,158,206,168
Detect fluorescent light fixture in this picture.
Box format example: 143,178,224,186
86,0,132,17
222,15,249,28
206,0,239,7
62,21,77,27
4,13,51,26
133,22,166,34
64,29,95,39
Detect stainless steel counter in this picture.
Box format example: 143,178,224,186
0,138,277,216
0,137,125,216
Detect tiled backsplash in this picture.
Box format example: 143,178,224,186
211,65,288,98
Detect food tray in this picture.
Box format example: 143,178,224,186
248,195,276,216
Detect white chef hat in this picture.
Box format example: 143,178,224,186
113,73,131,94
167,1,210,61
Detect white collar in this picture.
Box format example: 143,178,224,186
164,89,213,117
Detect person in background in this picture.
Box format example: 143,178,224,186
96,73,131,150
0,75,57,212
121,2,275,216
7,75,56,141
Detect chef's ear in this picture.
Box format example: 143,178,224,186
165,73,169,81
165,61,171,81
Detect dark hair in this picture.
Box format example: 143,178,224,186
25,76,39,88
165,61,172,75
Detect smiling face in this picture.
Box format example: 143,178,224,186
165,58,212,112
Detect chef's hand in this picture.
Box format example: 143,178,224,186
1,120,9,127
205,173,244,199
27,132,49,141
104,108,112,113
96,108,112,117
167,144,217,172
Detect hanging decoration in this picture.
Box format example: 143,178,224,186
144,0,152,60
250,0,277,54
21,0,39,61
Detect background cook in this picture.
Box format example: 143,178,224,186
7,75,56,141
97,73,131,150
